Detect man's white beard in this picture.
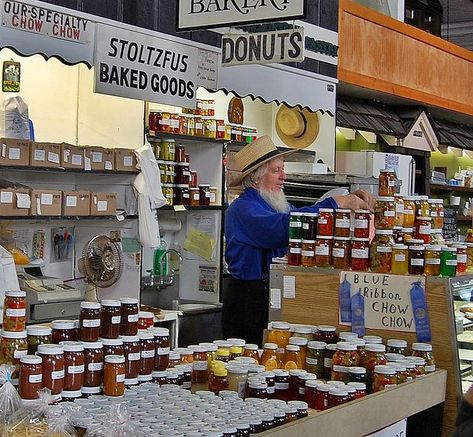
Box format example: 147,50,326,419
258,188,291,213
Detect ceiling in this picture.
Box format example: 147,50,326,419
440,0,473,50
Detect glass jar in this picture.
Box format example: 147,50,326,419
390,362,408,384
165,161,175,183
323,343,338,380
227,365,248,398
391,244,408,275
199,184,211,206
0,330,27,381
247,380,268,399
102,338,124,357
3,290,26,332
175,162,190,184
354,210,370,238
302,213,317,240
26,325,52,355
347,381,367,399
424,245,441,276
157,160,166,182
402,196,416,228
348,366,368,384
328,388,349,408
332,237,351,269
386,339,407,355
83,340,103,387
301,240,316,267
351,238,370,271
378,169,397,196
394,194,404,227
431,199,444,230
19,355,42,400
316,325,338,344
402,227,414,243
375,197,395,229
162,183,174,205
334,209,351,237
152,327,170,371
455,245,468,273
408,245,425,275
415,216,432,244
192,346,209,383
315,383,331,411
370,230,394,273
304,379,318,409
418,195,430,217
103,355,125,397
361,343,387,385
467,243,473,272
79,302,101,342
216,119,225,139
315,235,333,267
37,344,64,397
288,239,302,266
139,331,155,376
175,145,186,162
120,298,139,336
372,365,397,392
62,341,84,392
174,184,190,205
138,312,154,330
440,247,457,277
305,341,326,378
159,139,175,160
289,212,304,239
157,113,171,133
261,343,282,371
331,342,358,381
187,114,195,136
411,343,436,373
189,187,200,206
209,186,218,205
317,209,334,236
195,116,204,136
274,369,290,401
100,299,121,339
284,345,303,370
393,226,403,243
121,335,140,382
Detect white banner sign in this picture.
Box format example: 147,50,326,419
222,28,304,67
94,24,218,107
177,0,306,31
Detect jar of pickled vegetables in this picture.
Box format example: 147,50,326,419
417,195,430,217
401,227,414,243
375,197,395,230
370,230,394,273
0,330,27,381
467,243,473,272
331,342,358,381
431,228,445,245
440,247,457,277
332,237,351,269
351,238,370,271
317,209,334,236
386,339,407,355
378,169,397,196
424,245,441,276
288,239,302,266
393,226,403,243
391,244,408,275
455,245,468,273
394,194,404,227
402,196,416,228
315,236,332,267
26,325,52,355
3,290,26,332
348,366,368,384
354,210,370,238
411,343,435,373
301,240,316,267
361,344,387,374
334,209,351,237
430,199,444,229
372,365,397,392
306,341,326,378
408,244,425,275
415,216,432,244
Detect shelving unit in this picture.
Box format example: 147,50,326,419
160,205,226,211
0,215,138,221
0,165,138,175
430,184,473,193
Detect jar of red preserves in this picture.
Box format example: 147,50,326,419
150,327,170,371
82,340,103,388
315,236,333,267
415,216,432,244
373,365,397,392
100,299,121,339
315,383,331,410
332,237,351,269
317,208,334,236
139,331,155,376
334,209,351,237
37,344,64,399
79,301,101,342
62,341,84,392
354,210,370,238
288,239,302,266
351,238,370,271
316,325,337,344
19,355,42,400
52,320,76,344
3,290,26,332
120,298,139,336
138,311,154,330
121,335,141,381
378,169,397,196
102,337,124,357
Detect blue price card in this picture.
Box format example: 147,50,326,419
410,281,432,342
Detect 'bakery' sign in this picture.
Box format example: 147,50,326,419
177,0,306,31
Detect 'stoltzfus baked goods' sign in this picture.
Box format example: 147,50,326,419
177,0,306,31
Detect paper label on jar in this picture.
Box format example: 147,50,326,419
210,192,216,203
48,152,60,164
111,316,121,324
82,319,101,328
430,211,438,217
301,250,314,257
332,248,346,258
5,308,26,317
127,352,140,361
324,358,332,368
157,347,170,355
439,212,444,217
302,223,309,230
394,254,406,262
395,205,404,214
404,209,414,215
183,381,192,389
376,246,392,253
354,219,368,229
446,259,457,266
332,365,348,372
298,387,305,395
419,225,431,234
352,248,369,259
193,193,200,201
238,381,247,398
315,246,329,256
335,218,350,228
116,374,125,383
425,258,440,265
411,259,424,266
217,125,225,132
141,349,156,359
34,149,45,161
459,254,468,263
170,119,180,128
88,362,103,371
193,360,208,371
385,384,397,389
13,349,27,359
318,218,328,225
267,386,275,394
195,123,203,129
29,374,42,383
52,370,65,380
425,365,436,372
289,222,302,228
384,210,395,217
68,365,85,374
289,248,301,254
275,382,289,390
128,314,139,322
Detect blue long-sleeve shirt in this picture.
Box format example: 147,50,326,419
225,187,339,280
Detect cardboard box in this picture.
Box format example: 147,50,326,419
102,148,115,171
115,148,137,172
30,142,61,168
90,192,117,216
83,146,106,171
30,189,62,216
0,188,30,216
61,143,84,169
0,138,30,166
62,191,91,216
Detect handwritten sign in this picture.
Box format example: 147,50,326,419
443,206,458,241
339,272,426,333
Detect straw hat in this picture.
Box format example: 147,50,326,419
228,135,296,187
275,105,319,149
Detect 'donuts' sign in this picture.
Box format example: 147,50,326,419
177,0,306,31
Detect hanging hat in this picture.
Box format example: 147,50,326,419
275,105,319,149
228,135,296,187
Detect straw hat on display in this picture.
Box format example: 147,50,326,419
228,135,296,187
275,105,319,149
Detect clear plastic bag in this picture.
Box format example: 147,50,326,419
0,364,24,435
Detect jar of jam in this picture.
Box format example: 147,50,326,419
375,197,395,229
26,325,52,355
424,245,441,276
386,339,407,355
315,235,333,267
0,330,27,381
175,144,186,162
120,298,139,336
102,338,124,357
288,239,302,266
261,343,281,371
19,355,42,400
168,351,181,368
302,213,317,240
392,244,408,274
83,340,103,387
304,379,318,409
274,369,290,401
370,230,394,273
199,184,211,206
372,365,397,392
411,343,436,373
301,240,316,267
378,169,397,196
62,341,84,391
328,388,349,408
354,210,370,238
317,209,334,236
137,312,154,331
247,380,268,399
37,344,64,398
121,335,140,380
306,341,326,378
334,209,351,237
297,374,315,400
315,383,331,410
189,188,200,206
175,184,190,205
289,212,303,239
3,290,26,332
408,244,425,275
394,194,404,227
348,366,368,384
284,344,303,370
103,355,125,397
243,343,260,363
139,331,155,376
79,301,101,342
316,325,337,344
193,345,209,383
195,116,204,136
455,245,468,273
351,238,370,271
415,216,432,244
100,299,120,339
216,119,225,139
150,327,170,371
332,237,351,269
440,247,457,277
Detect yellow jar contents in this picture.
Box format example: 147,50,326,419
424,245,441,276
402,197,416,228
394,195,404,227
284,345,303,370
391,244,408,274
261,343,282,371
370,230,394,273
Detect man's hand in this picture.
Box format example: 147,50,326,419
334,190,375,212
353,190,376,210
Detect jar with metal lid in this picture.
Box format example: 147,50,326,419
424,245,441,276
401,227,414,243
316,325,338,344
178,364,193,389
3,290,26,332
148,111,158,135
306,341,326,378
304,380,318,409
157,112,171,133
372,365,397,392
335,209,351,237
83,340,103,387
317,208,334,236
62,341,84,391
187,114,195,136
315,383,331,410
375,197,396,229
168,351,181,368
137,312,154,331
391,244,408,274
431,199,444,229
192,345,209,383
331,342,358,381
378,169,397,196
408,245,425,275
411,343,435,373
242,343,260,363
315,235,333,267
151,327,170,371
194,116,204,136
165,161,175,183
204,117,217,138
393,226,403,243
415,216,432,244
120,297,139,336
455,245,468,273
351,238,370,271
159,139,175,161
102,337,124,357
328,388,349,408
103,355,125,397
417,195,430,217
247,380,268,399
284,344,303,370
323,343,338,380
440,247,457,277
227,365,248,398
175,144,186,162
390,362,408,384
209,186,218,205
370,230,394,273
175,162,190,185
348,366,368,384
0,330,27,381
261,343,282,371
347,381,367,399
19,355,42,400
139,331,155,376
174,184,190,205
274,369,290,401
215,348,230,363
289,212,304,239
162,183,174,205
199,184,211,206
302,213,317,240
394,194,404,227
386,339,407,355
332,237,351,269
121,335,140,380
288,239,302,266
100,299,121,339
361,343,387,377
37,344,64,397
169,113,180,134
189,187,200,206
301,240,316,267
354,210,370,238
216,119,225,139
467,243,473,272
79,301,101,342
26,325,52,355
157,160,166,182
297,374,316,400
402,196,416,228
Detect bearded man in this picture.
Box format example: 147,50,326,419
223,136,375,346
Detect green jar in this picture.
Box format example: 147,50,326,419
306,341,326,379
289,212,304,239
440,247,457,277
348,366,368,384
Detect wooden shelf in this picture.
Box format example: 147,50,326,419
0,165,138,175
430,184,473,193
0,215,138,221
147,132,246,147
458,215,473,222
159,205,227,211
